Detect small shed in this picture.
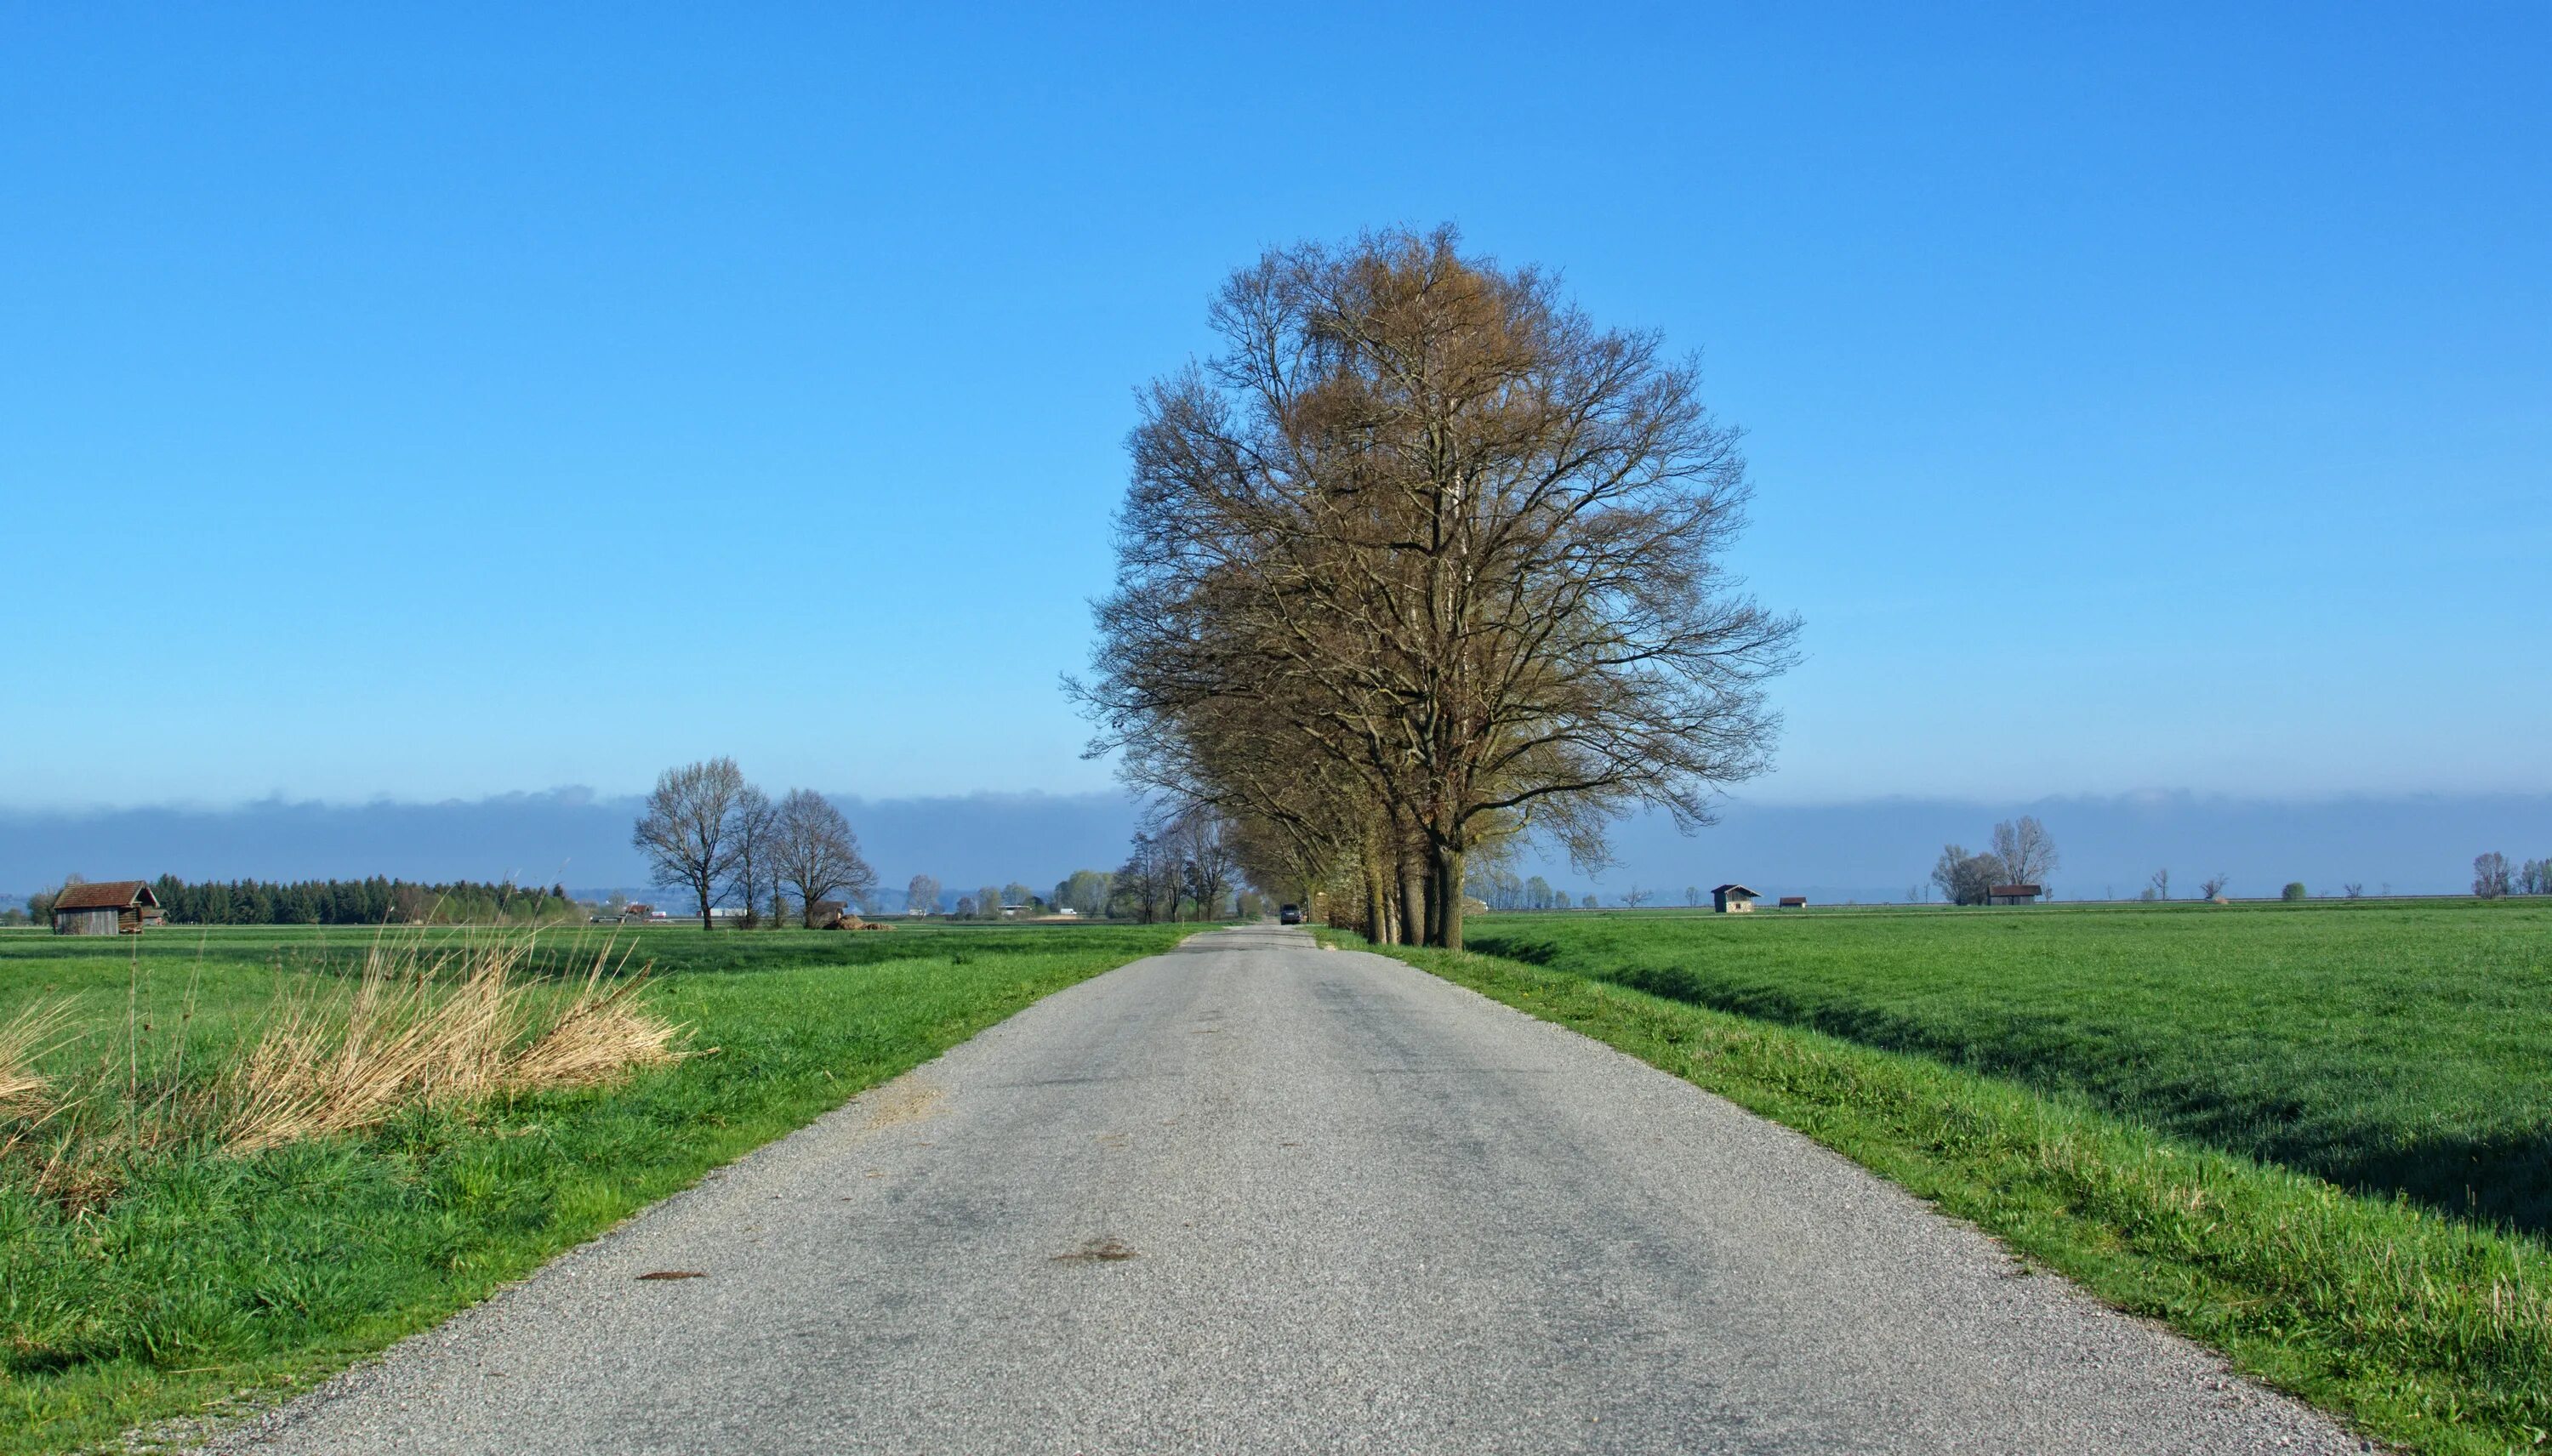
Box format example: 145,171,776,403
1778,896,1809,909
52,880,163,936
1712,883,1760,913
1988,884,2043,906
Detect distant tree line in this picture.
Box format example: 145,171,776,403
1468,868,1568,911
1109,808,1245,924
143,875,582,926
2476,853,2552,899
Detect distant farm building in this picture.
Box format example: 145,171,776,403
1712,884,1760,913
1988,884,2044,906
1778,896,1809,909
52,880,163,936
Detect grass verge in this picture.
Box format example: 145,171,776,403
1325,930,2552,1456
0,926,1186,1453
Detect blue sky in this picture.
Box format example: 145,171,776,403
4,3,2545,811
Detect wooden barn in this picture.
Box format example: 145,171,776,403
1712,883,1760,913
51,880,164,936
1988,884,2044,906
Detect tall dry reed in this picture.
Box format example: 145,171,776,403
0,932,685,1200
219,935,685,1154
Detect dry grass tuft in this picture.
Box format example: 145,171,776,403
0,1001,74,1118
1,1003,79,1170
219,936,684,1156
504,974,686,1093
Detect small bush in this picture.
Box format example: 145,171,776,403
2282,882,2307,901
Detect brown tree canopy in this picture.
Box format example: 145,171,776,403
1080,227,1797,949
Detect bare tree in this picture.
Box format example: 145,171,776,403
1621,886,1653,908
722,784,778,929
2473,851,2513,900
1931,845,2004,906
905,873,941,917
2343,881,2365,899
1113,831,1183,924
772,790,876,926
1079,226,1799,951
1990,816,2058,885
1176,809,1240,922
26,873,85,927
2199,873,2231,900
632,758,749,931
2148,867,2170,901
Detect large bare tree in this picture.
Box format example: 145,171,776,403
772,789,878,925
633,758,749,931
1081,226,1797,949
1990,816,2058,885
2474,851,2513,899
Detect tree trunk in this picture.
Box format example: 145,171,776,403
1431,841,1464,951
1398,856,1427,947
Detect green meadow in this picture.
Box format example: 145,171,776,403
0,921,1188,1454
1336,899,2552,1456
1464,899,2552,1235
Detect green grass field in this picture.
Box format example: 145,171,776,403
1463,899,2552,1235
1335,900,2552,1456
0,921,1189,1453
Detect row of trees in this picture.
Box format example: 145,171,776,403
894,874,1056,919
2475,852,2552,899
1469,868,1571,911
1074,226,1797,949
21,874,584,927
1108,808,1245,924
632,759,879,930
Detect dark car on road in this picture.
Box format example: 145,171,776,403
1279,904,1303,924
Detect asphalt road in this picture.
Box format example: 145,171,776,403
204,926,2368,1454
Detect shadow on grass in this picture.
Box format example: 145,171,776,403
1552,954,2552,1242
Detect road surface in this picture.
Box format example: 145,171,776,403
203,926,2367,1454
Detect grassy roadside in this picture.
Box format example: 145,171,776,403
1324,930,2552,1456
1,926,1188,1453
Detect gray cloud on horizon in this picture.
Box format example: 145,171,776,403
4,788,2545,903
